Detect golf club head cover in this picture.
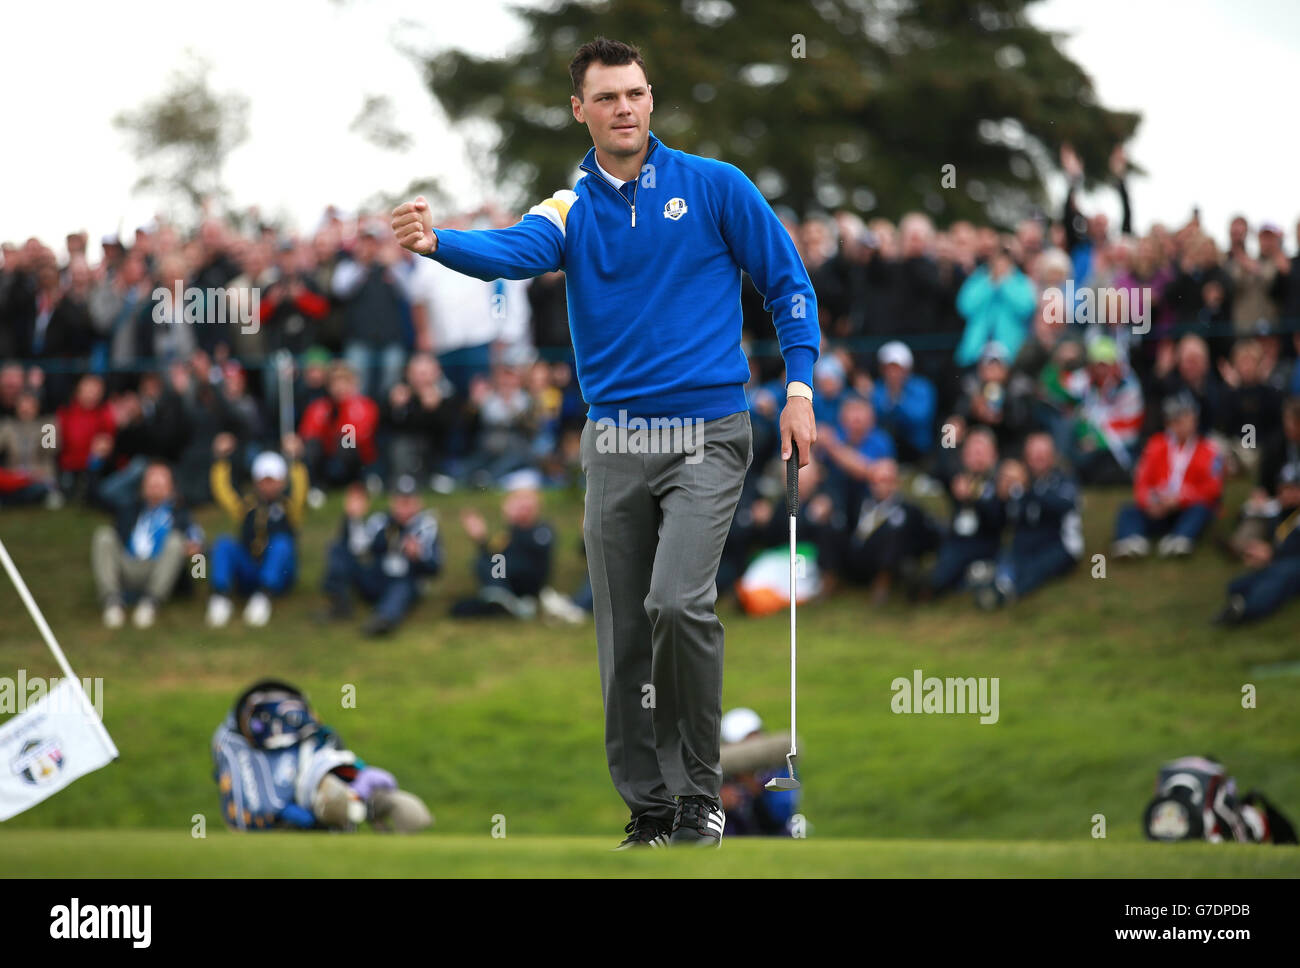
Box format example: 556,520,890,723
787,440,799,517
369,789,434,833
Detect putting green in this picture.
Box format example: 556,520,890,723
3,830,1298,877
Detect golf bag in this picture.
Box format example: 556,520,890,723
1142,755,1297,844
211,679,431,832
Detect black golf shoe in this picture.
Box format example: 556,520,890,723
613,815,671,850
670,795,725,847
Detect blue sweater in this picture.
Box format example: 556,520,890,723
427,131,819,423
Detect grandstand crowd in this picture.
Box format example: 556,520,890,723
3,146,1300,631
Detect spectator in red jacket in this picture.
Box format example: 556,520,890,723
298,361,380,489
1112,392,1224,559
56,373,115,496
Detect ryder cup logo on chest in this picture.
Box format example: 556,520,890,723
663,197,688,221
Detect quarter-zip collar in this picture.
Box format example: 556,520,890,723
579,130,663,228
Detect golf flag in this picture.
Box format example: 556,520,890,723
0,679,117,821
0,536,119,821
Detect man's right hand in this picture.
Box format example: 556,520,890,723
391,196,437,255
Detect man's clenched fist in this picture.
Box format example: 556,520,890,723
391,196,436,255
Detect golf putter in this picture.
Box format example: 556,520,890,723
766,439,801,793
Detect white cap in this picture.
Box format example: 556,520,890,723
500,468,543,493
721,707,763,744
878,340,913,369
251,452,288,482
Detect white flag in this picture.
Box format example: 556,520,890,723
0,679,117,821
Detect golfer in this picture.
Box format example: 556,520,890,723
392,36,818,848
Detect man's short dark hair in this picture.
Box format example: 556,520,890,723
569,36,647,101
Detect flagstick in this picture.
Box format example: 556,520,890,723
0,537,119,757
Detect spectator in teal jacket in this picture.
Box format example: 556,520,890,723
954,246,1037,368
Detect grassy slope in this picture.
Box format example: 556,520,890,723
0,481,1298,868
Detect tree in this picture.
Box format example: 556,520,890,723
113,57,249,217
421,0,1139,226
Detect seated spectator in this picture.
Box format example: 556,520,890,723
320,476,442,637
974,433,1082,609
955,341,1034,456
206,433,309,628
1058,337,1145,486
1214,500,1300,626
55,373,115,499
811,355,848,427
1217,338,1282,475
1149,334,1222,438
460,358,538,488
381,353,458,485
219,362,266,449
815,394,894,511
91,462,203,629
1228,396,1300,560
0,390,59,506
93,370,190,511
295,346,332,416
0,363,29,418
299,361,380,489
1113,393,1224,559
927,427,1005,596
871,341,936,465
836,458,939,603
718,707,800,837
954,243,1037,368
451,471,555,618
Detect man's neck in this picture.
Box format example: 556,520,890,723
594,144,648,184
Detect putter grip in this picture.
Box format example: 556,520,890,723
787,440,799,516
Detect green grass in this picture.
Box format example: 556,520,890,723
6,831,1299,877
1,480,1298,876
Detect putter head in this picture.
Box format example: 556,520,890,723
764,752,800,791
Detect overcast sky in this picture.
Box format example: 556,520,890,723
4,0,1296,260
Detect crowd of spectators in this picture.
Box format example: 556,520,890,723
3,143,1300,629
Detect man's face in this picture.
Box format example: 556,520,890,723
572,61,653,159
330,372,357,401
870,462,899,500
977,358,1007,384
963,434,995,474
407,355,435,388
141,466,173,506
76,376,104,409
504,488,540,526
1168,410,1196,440
839,399,872,440
1024,436,1054,477
0,366,23,399
1178,342,1208,382
390,493,421,524
1229,217,1248,246
255,476,284,502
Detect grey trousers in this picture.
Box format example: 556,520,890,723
580,410,753,823
92,526,187,605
